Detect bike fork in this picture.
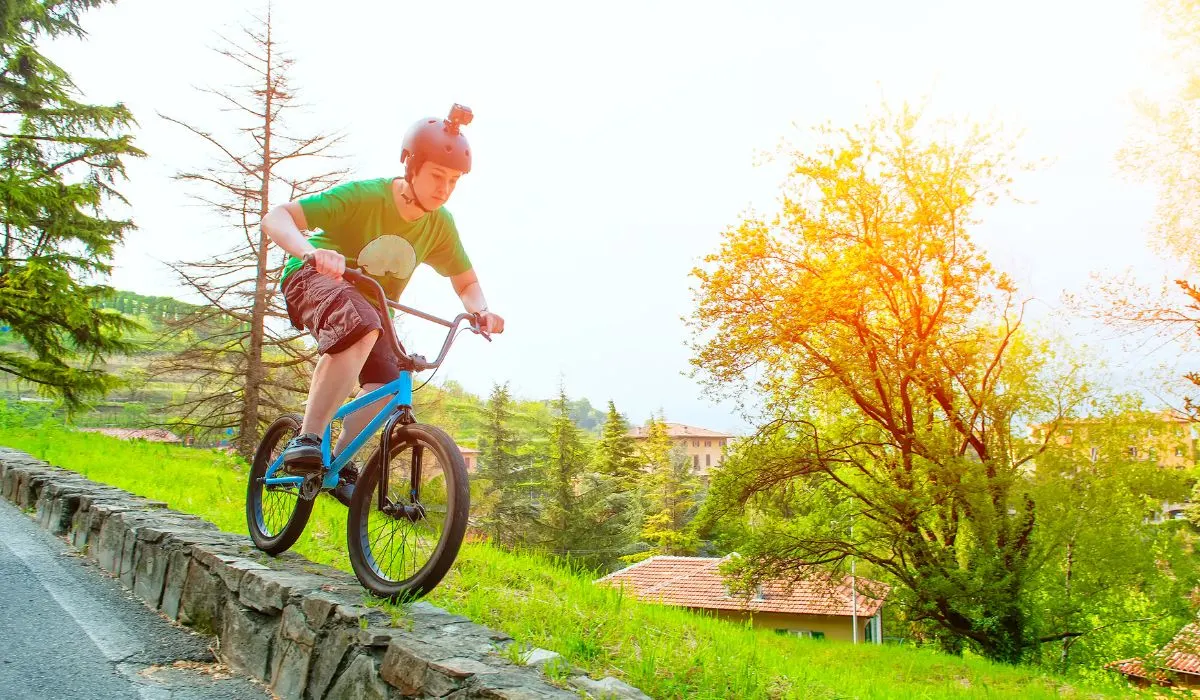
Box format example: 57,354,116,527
377,407,416,513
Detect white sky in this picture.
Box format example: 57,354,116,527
44,0,1188,433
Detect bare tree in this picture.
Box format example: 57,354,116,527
155,2,347,459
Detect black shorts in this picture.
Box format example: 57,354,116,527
282,266,400,386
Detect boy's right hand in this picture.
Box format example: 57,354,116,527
306,249,346,280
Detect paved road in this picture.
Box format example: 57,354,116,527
0,499,272,700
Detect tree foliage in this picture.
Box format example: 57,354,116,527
0,0,144,408
536,388,640,570
637,416,700,557
476,382,540,547
687,101,1104,663
593,400,641,486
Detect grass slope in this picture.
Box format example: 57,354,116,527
2,425,1146,699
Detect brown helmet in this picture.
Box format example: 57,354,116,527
401,104,473,181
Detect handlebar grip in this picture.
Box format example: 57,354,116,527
301,253,366,281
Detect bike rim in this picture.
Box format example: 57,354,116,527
256,423,302,537
358,438,452,585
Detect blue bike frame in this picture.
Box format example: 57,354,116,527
261,371,414,490
256,259,488,496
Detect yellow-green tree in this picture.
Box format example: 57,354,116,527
638,416,700,557
689,101,1092,663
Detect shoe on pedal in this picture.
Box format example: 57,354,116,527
282,433,323,475
332,463,359,507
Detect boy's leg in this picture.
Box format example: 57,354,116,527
301,333,380,437
280,267,388,472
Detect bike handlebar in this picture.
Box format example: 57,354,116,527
301,254,490,372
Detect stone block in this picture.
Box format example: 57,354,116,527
178,557,227,633
160,546,191,620
132,539,169,609
569,675,651,700
324,654,389,700
220,599,278,680
306,625,357,700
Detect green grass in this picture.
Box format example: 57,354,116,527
0,425,1149,699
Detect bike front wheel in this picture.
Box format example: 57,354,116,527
246,414,315,555
346,422,470,601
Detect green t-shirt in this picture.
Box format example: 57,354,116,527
279,177,472,300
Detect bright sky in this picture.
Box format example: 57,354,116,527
44,0,1185,433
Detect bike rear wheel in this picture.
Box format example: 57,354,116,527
246,414,315,555
346,422,470,601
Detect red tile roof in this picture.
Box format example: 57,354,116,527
1109,622,1200,685
79,427,182,443
595,556,887,618
627,423,736,440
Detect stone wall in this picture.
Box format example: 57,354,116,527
0,447,650,700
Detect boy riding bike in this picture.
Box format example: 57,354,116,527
261,104,504,505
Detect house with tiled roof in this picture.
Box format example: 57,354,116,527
596,555,888,643
79,427,182,444
626,422,738,476
1109,622,1200,688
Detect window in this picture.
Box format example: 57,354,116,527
706,454,712,467
693,440,699,447
693,455,699,469
1128,446,1138,458
721,438,727,447
705,440,712,447
783,630,826,640
1177,447,1186,458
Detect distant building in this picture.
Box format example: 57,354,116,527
1109,622,1200,688
627,422,736,476
596,555,887,643
1030,410,1197,523
79,427,182,444
460,447,480,473
1030,410,1197,470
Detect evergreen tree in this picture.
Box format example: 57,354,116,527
638,416,701,556
476,382,537,547
0,0,144,408
593,400,641,486
538,388,640,571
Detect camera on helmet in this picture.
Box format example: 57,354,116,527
446,104,473,133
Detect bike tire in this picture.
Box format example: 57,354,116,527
346,422,470,601
246,413,316,555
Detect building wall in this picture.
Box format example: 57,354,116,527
674,437,729,476
1032,413,1198,471
701,609,876,643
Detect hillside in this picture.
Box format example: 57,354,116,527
0,289,609,445
0,423,1148,699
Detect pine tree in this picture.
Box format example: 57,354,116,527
0,0,144,408
537,388,640,571
593,400,641,486
476,382,537,547
638,416,700,556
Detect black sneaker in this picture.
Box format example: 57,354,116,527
332,463,359,507
282,433,323,474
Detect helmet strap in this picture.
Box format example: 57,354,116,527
399,166,435,214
